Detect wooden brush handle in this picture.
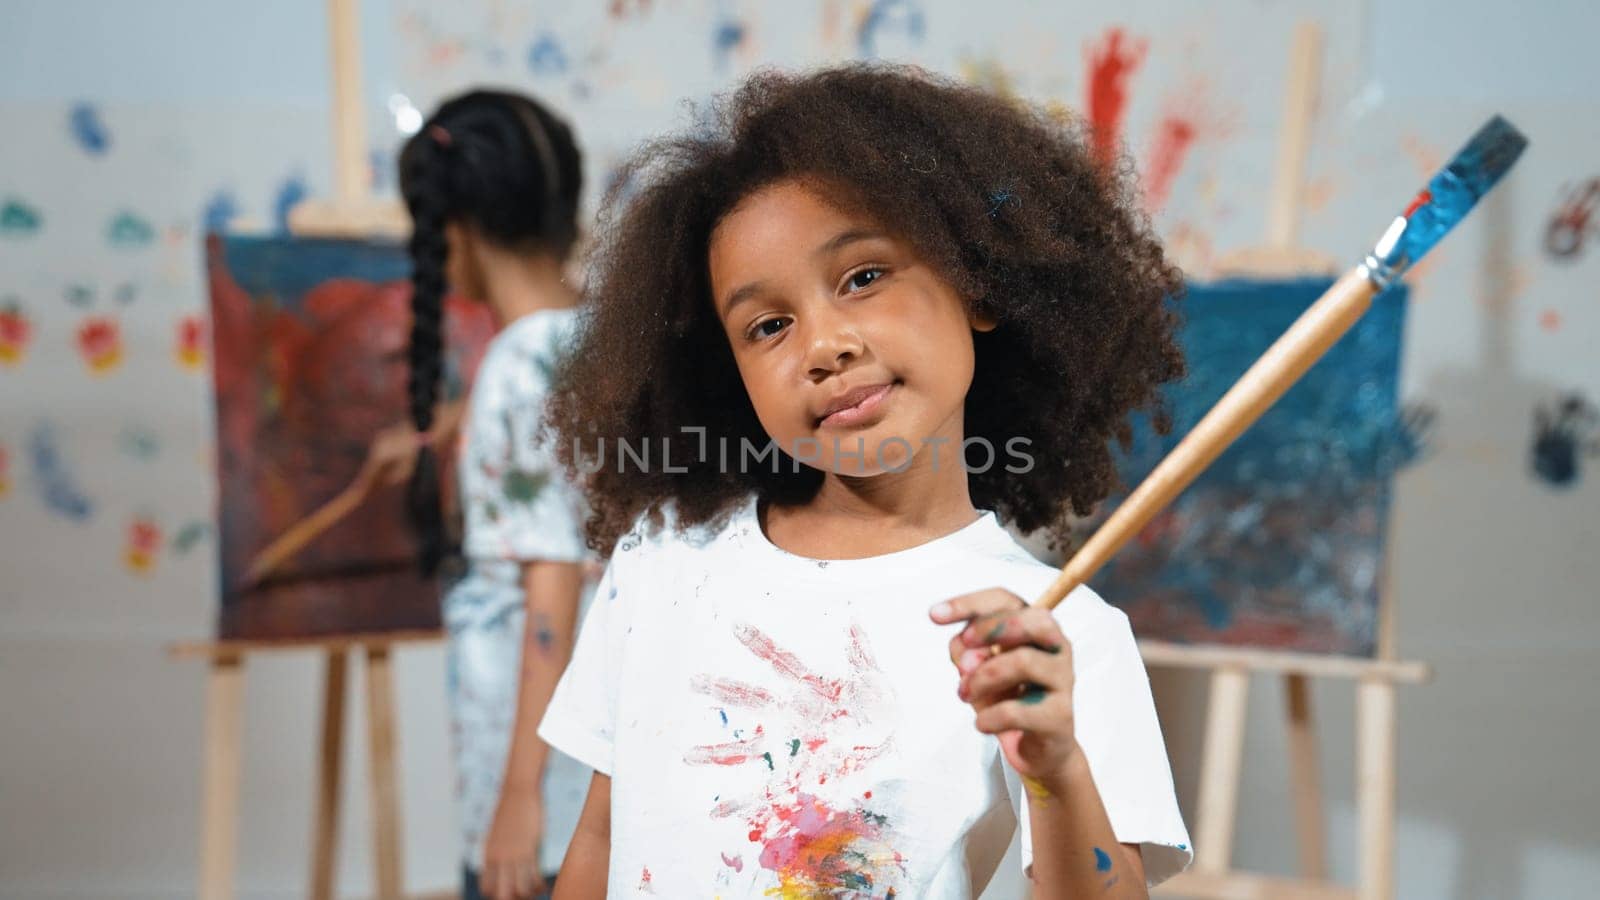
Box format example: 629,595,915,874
1034,267,1379,610
243,470,379,586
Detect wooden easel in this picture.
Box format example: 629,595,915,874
174,2,437,898
1154,23,1432,900
170,631,445,900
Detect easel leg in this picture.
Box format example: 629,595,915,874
310,650,348,900
1284,673,1327,878
198,655,244,900
1194,666,1249,873
1357,678,1397,900
366,644,403,899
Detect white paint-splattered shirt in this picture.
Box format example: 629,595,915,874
540,496,1193,898
445,307,591,873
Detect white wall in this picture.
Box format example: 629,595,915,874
2,1,1597,898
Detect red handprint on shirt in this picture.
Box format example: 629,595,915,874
686,622,905,899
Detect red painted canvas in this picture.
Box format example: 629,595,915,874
206,234,494,639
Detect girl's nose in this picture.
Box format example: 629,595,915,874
803,306,865,380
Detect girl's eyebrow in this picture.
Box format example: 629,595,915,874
721,280,770,319
814,228,885,259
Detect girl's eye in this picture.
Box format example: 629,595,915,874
845,267,884,293
751,317,789,340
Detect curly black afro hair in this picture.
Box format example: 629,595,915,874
548,63,1184,556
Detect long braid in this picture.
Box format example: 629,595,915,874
403,138,450,575
397,91,584,576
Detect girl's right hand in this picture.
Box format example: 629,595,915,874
361,421,426,487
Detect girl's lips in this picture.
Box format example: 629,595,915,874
818,382,894,428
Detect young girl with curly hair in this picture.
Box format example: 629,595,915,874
539,65,1193,899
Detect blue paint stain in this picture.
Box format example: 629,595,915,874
711,17,746,70
28,423,93,522
1,197,43,236
68,102,111,155
1093,847,1112,872
172,520,212,554
202,190,239,235
63,284,94,307
119,425,160,460
1531,393,1596,489
527,31,569,75
533,612,556,651
273,173,308,235
857,0,925,57
106,211,155,247
719,709,728,726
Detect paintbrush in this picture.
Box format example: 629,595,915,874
1034,116,1528,612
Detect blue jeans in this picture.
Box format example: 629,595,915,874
462,865,556,900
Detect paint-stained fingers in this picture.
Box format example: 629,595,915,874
974,691,1075,736
961,647,1073,708
934,588,1026,667
959,607,1070,655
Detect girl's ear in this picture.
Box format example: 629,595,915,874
969,305,998,333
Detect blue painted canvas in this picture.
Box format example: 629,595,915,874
1084,278,1413,657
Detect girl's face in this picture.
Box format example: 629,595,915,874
708,179,992,476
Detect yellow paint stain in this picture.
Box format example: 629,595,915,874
86,348,123,375
124,550,155,575
1022,774,1053,802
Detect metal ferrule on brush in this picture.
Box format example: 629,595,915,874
1360,215,1412,291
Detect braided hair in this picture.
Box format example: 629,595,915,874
398,90,584,574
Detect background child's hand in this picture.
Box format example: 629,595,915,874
482,785,547,900
931,589,1082,790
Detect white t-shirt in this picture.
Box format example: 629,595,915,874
457,307,587,568
540,495,1192,897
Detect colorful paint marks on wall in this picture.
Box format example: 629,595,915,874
27,423,93,522
68,102,111,156
1084,27,1146,171
124,516,162,574
0,299,31,365
76,316,123,374
527,31,569,76
1,196,43,237
1543,177,1599,261
856,0,924,58
105,211,155,247
171,520,213,555
1531,392,1598,488
175,313,206,371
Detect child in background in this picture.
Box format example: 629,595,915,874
391,89,591,900
539,66,1193,899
